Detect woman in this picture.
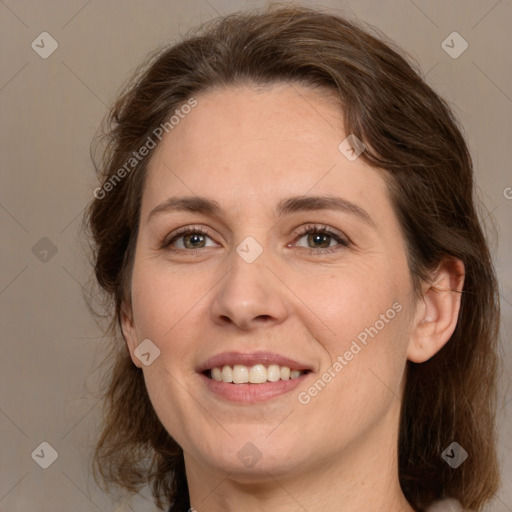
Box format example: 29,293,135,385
84,6,501,511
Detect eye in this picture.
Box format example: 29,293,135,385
160,224,350,255
292,224,349,254
161,226,218,251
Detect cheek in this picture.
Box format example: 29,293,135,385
298,263,411,400
130,262,201,341
129,263,202,437
302,264,405,348
296,298,410,446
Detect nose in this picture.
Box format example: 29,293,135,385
210,245,289,331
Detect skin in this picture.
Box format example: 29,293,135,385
121,83,464,512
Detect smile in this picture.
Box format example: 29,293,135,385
207,364,310,384
197,351,313,402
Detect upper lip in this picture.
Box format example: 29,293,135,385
197,351,313,373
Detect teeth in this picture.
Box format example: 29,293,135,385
208,364,307,384
248,364,267,384
232,364,249,384
221,365,233,382
211,367,222,381
267,364,281,382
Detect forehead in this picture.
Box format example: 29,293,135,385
141,83,392,224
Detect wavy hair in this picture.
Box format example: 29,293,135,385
83,5,501,511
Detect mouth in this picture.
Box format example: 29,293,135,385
197,352,314,403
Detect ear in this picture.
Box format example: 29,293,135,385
120,301,143,369
407,257,465,363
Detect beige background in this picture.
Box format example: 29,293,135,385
1,0,511,511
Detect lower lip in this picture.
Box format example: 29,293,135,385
199,372,310,403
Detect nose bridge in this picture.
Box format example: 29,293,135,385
210,234,288,329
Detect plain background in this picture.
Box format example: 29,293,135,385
1,0,511,510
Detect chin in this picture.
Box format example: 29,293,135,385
195,440,306,480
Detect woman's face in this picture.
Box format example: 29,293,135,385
122,83,420,482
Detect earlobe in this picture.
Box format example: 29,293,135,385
120,303,143,369
407,257,465,363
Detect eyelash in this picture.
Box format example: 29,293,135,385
160,224,350,255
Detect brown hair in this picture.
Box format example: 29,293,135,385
83,5,501,511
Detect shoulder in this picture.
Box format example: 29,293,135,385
425,498,472,512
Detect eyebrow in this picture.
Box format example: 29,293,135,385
146,194,376,228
